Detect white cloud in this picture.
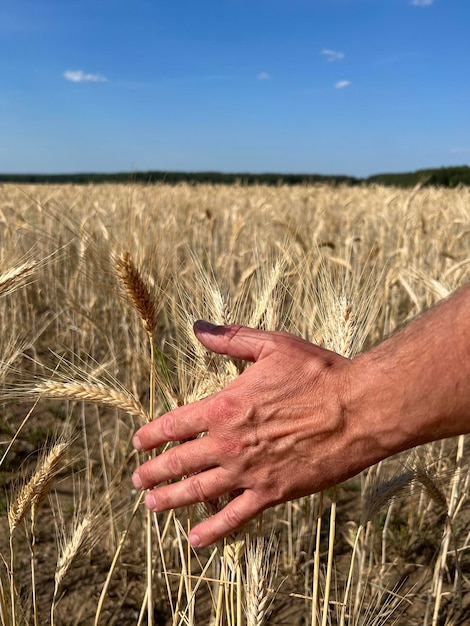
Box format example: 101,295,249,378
410,0,433,6
335,80,351,89
64,70,108,83
257,72,270,80
321,49,344,62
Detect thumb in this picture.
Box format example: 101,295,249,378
193,320,268,362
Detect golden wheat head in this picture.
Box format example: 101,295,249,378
115,251,157,335
9,440,69,533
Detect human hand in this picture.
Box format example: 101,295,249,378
132,321,375,547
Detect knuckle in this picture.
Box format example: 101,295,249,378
217,436,244,458
262,482,281,505
211,393,237,422
161,413,176,441
166,447,184,477
188,474,209,503
223,505,245,531
254,469,283,504
137,462,155,488
154,489,171,511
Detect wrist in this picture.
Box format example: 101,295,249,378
344,350,416,467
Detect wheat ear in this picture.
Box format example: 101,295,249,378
0,261,38,297
115,252,157,336
361,470,415,526
8,441,69,533
414,464,448,514
50,514,94,626
55,516,93,590
245,535,278,626
222,536,245,626
32,380,149,423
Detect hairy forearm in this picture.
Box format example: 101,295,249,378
350,283,470,461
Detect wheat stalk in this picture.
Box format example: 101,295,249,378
116,251,158,625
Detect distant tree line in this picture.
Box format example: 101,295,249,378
367,165,470,188
0,170,357,186
0,165,469,188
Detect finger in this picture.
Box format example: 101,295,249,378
134,402,209,451
144,467,236,512
133,437,217,488
188,490,263,547
193,321,270,362
194,322,336,376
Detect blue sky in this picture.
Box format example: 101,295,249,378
1,0,469,177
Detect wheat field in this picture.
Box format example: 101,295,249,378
1,182,470,625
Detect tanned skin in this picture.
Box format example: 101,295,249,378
132,283,470,547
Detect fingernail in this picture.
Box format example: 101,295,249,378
132,472,142,489
145,493,156,510
133,435,142,450
189,533,201,547
194,320,218,333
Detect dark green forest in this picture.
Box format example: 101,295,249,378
367,165,470,188
1,165,469,188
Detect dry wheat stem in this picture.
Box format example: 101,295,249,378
321,496,336,626
312,491,323,626
339,524,364,626
0,400,39,469
0,574,7,626
94,492,145,626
